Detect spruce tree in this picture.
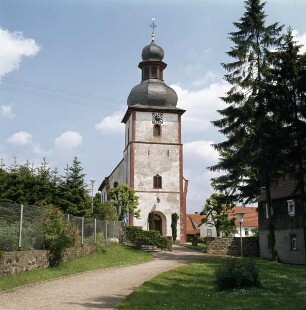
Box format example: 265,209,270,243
64,157,91,216
210,0,283,259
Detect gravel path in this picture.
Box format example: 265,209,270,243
0,246,209,310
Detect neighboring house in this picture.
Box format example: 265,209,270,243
228,206,258,237
98,35,188,241
199,206,258,238
258,174,306,265
186,213,205,241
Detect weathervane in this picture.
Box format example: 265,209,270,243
150,18,157,42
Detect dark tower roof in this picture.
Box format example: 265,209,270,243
127,40,178,107
142,42,164,61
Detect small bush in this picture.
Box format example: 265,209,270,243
198,237,206,244
43,208,78,267
126,226,143,243
215,258,260,290
126,226,169,250
192,235,199,246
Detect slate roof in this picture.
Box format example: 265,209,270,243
258,174,306,201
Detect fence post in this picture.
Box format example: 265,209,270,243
105,220,108,241
67,214,70,221
94,218,97,245
18,204,24,250
81,217,84,246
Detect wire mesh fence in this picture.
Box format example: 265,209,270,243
0,200,124,251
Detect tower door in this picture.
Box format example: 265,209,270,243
154,214,162,235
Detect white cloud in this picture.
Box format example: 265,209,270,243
293,30,306,54
54,131,82,153
184,140,218,163
183,140,221,213
185,168,221,213
0,27,40,78
95,107,125,134
0,104,15,119
172,81,229,132
33,144,51,156
192,71,218,86
7,131,32,146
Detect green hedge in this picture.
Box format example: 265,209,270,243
126,226,169,249
215,258,260,290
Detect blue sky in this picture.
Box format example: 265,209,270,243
1,0,306,213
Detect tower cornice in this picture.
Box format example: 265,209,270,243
121,104,185,124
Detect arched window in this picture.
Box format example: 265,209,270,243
153,124,161,136
153,174,162,189
113,181,118,188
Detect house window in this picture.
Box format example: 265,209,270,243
153,174,162,189
148,149,150,156
153,124,161,136
113,182,118,188
291,234,297,250
244,228,249,236
287,200,295,217
207,229,212,237
167,150,170,157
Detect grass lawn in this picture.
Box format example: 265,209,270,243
182,242,207,252
117,257,306,310
0,244,152,292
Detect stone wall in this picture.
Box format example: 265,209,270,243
206,237,259,257
0,245,96,275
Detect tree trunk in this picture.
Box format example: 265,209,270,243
265,171,277,261
216,223,220,238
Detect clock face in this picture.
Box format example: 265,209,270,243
152,112,163,124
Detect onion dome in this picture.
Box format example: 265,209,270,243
142,42,164,61
127,41,178,107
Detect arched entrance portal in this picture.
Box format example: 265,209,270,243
152,212,166,236
154,214,162,235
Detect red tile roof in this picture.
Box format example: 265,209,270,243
227,206,258,227
186,213,205,235
187,206,258,233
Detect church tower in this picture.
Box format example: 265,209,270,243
121,29,187,241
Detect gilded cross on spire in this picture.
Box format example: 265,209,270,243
150,18,157,42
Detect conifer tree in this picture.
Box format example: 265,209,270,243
210,0,284,259
64,157,91,216
268,29,306,259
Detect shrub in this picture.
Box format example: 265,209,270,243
43,208,78,267
171,213,179,242
0,222,19,251
148,212,155,231
126,226,169,250
126,226,143,243
192,235,199,246
198,237,206,244
215,258,260,290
